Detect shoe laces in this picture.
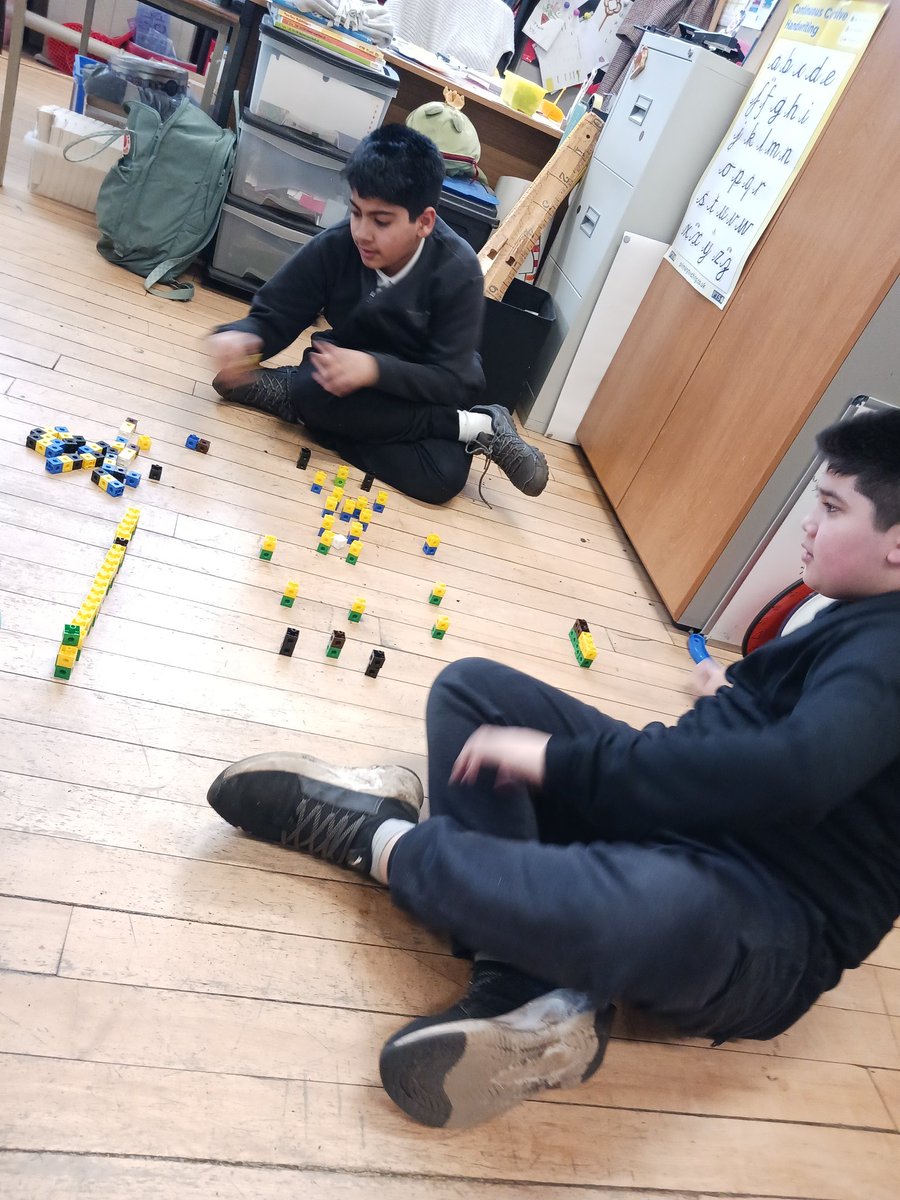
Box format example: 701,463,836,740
466,438,502,508
468,444,494,508
281,793,369,867
467,426,538,501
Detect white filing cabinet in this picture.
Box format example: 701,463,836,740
521,32,753,432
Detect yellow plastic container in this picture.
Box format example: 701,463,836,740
500,72,547,117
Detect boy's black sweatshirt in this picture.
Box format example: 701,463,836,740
545,593,900,1018
217,217,486,407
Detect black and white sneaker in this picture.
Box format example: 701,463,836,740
380,963,613,1129
212,366,299,424
468,404,549,497
207,752,423,874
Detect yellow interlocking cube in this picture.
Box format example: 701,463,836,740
56,644,78,668
578,632,597,662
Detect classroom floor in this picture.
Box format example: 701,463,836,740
2,55,899,1200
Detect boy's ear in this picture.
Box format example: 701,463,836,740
886,531,900,566
415,206,437,238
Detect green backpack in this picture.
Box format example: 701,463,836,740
95,100,235,301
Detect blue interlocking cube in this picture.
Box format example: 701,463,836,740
124,470,141,488
106,477,125,498
45,456,65,474
185,434,200,450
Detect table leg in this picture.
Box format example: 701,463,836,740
78,0,97,57
0,0,28,187
200,23,227,111
212,0,261,126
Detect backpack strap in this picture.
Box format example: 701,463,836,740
63,128,124,162
144,259,195,301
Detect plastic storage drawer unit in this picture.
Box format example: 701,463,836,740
232,112,350,228
249,17,399,152
210,196,319,292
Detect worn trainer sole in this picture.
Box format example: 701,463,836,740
379,989,611,1129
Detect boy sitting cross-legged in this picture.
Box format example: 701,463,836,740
208,407,900,1129
208,124,548,505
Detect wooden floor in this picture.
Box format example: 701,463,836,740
2,56,899,1200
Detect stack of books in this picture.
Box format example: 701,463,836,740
269,6,386,70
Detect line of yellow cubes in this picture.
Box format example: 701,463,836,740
54,506,141,681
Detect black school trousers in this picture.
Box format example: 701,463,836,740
286,354,472,506
388,659,825,1042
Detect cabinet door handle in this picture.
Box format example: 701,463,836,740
579,206,600,237
629,94,652,125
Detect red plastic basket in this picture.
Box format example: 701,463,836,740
44,23,131,77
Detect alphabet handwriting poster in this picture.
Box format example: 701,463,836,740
666,1,887,308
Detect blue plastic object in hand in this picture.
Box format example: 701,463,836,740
688,633,711,663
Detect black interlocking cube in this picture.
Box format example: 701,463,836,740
279,627,299,657
365,649,385,678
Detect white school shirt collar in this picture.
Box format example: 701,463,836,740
374,237,426,289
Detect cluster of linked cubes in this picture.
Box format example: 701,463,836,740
27,418,153,497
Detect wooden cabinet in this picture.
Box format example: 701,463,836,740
577,7,900,622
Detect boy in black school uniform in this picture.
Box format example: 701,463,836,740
208,124,548,505
207,407,900,1130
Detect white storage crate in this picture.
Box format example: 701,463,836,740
232,113,350,228
25,107,124,212
210,196,319,291
249,17,399,152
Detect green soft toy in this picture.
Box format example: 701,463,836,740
405,95,489,186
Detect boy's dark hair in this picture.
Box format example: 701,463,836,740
817,408,900,530
343,125,444,219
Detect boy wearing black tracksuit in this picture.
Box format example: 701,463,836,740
208,408,900,1130
209,125,548,505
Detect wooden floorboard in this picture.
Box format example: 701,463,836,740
1,55,898,1199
